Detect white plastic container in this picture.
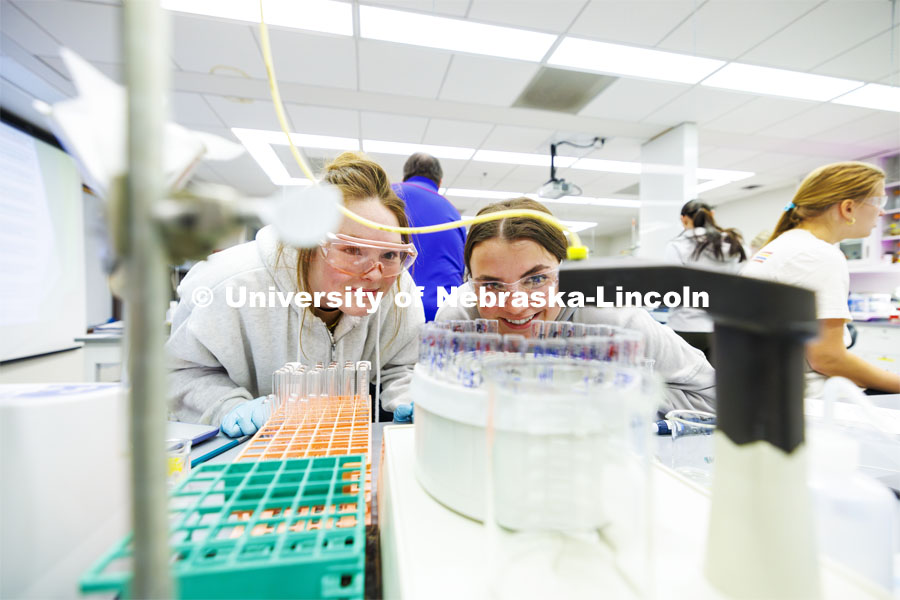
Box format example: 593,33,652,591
808,428,896,591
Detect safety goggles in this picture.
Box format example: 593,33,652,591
472,268,559,294
319,233,417,277
861,195,888,210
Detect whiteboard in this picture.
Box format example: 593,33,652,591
0,121,86,362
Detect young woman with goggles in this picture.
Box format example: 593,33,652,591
424,197,717,418
167,152,425,436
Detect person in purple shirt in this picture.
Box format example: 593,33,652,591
392,153,465,321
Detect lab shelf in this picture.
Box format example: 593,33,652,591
80,456,366,600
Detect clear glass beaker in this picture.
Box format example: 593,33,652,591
166,438,192,489
665,409,716,486
483,357,656,599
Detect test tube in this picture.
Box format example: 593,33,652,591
529,320,545,339
356,361,371,421
342,361,356,398
355,361,371,400
502,334,526,355
325,365,338,399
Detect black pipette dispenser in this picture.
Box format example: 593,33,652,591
560,259,822,599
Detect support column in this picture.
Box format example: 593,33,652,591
638,123,698,259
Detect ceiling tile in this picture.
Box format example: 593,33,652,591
439,54,539,107
738,1,895,71
171,14,264,77
812,25,900,82
360,111,429,142
570,0,699,47
260,29,357,90
582,137,643,162
363,152,409,182
642,86,754,126
578,78,688,122
755,102,874,140
360,0,469,18
285,104,360,138
13,0,120,63
40,55,121,83
358,40,450,98
656,1,818,60
170,92,224,128
467,0,586,34
2,1,62,56
422,118,493,147
494,164,551,189
447,162,517,189
704,96,817,135
697,146,761,169
809,111,900,145
480,125,556,152
213,153,278,197
204,95,291,131
729,151,815,173
578,172,639,195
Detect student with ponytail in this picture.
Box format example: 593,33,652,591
663,200,747,360
166,152,425,435
743,161,898,396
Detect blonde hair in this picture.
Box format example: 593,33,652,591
770,161,884,243
276,151,409,356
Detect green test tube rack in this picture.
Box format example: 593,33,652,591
80,455,366,599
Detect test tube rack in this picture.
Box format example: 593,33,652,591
237,395,374,524
80,455,366,599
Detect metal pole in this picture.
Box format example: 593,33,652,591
123,0,173,597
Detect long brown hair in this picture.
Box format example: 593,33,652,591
769,161,884,243
464,197,567,276
276,151,410,354
680,199,746,262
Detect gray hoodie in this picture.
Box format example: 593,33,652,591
166,225,424,425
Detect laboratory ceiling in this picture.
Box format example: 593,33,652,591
2,0,899,237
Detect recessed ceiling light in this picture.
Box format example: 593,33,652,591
831,83,900,113
547,37,725,85
571,158,642,175
359,5,557,62
162,0,353,36
363,140,475,160
471,150,576,168
445,187,639,209
700,63,863,102
232,128,312,186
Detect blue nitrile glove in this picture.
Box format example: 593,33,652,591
393,402,414,424
220,397,268,438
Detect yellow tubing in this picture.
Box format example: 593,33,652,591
256,2,588,260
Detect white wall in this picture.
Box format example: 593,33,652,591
711,183,797,250
0,348,85,383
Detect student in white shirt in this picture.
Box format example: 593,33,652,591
663,200,747,360
742,161,899,397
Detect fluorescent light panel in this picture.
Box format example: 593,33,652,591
446,188,640,209
359,5,556,62
363,140,474,160
162,0,353,36
701,63,863,102
548,37,725,85
831,83,900,113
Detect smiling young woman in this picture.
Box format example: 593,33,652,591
435,197,717,414
166,152,425,435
